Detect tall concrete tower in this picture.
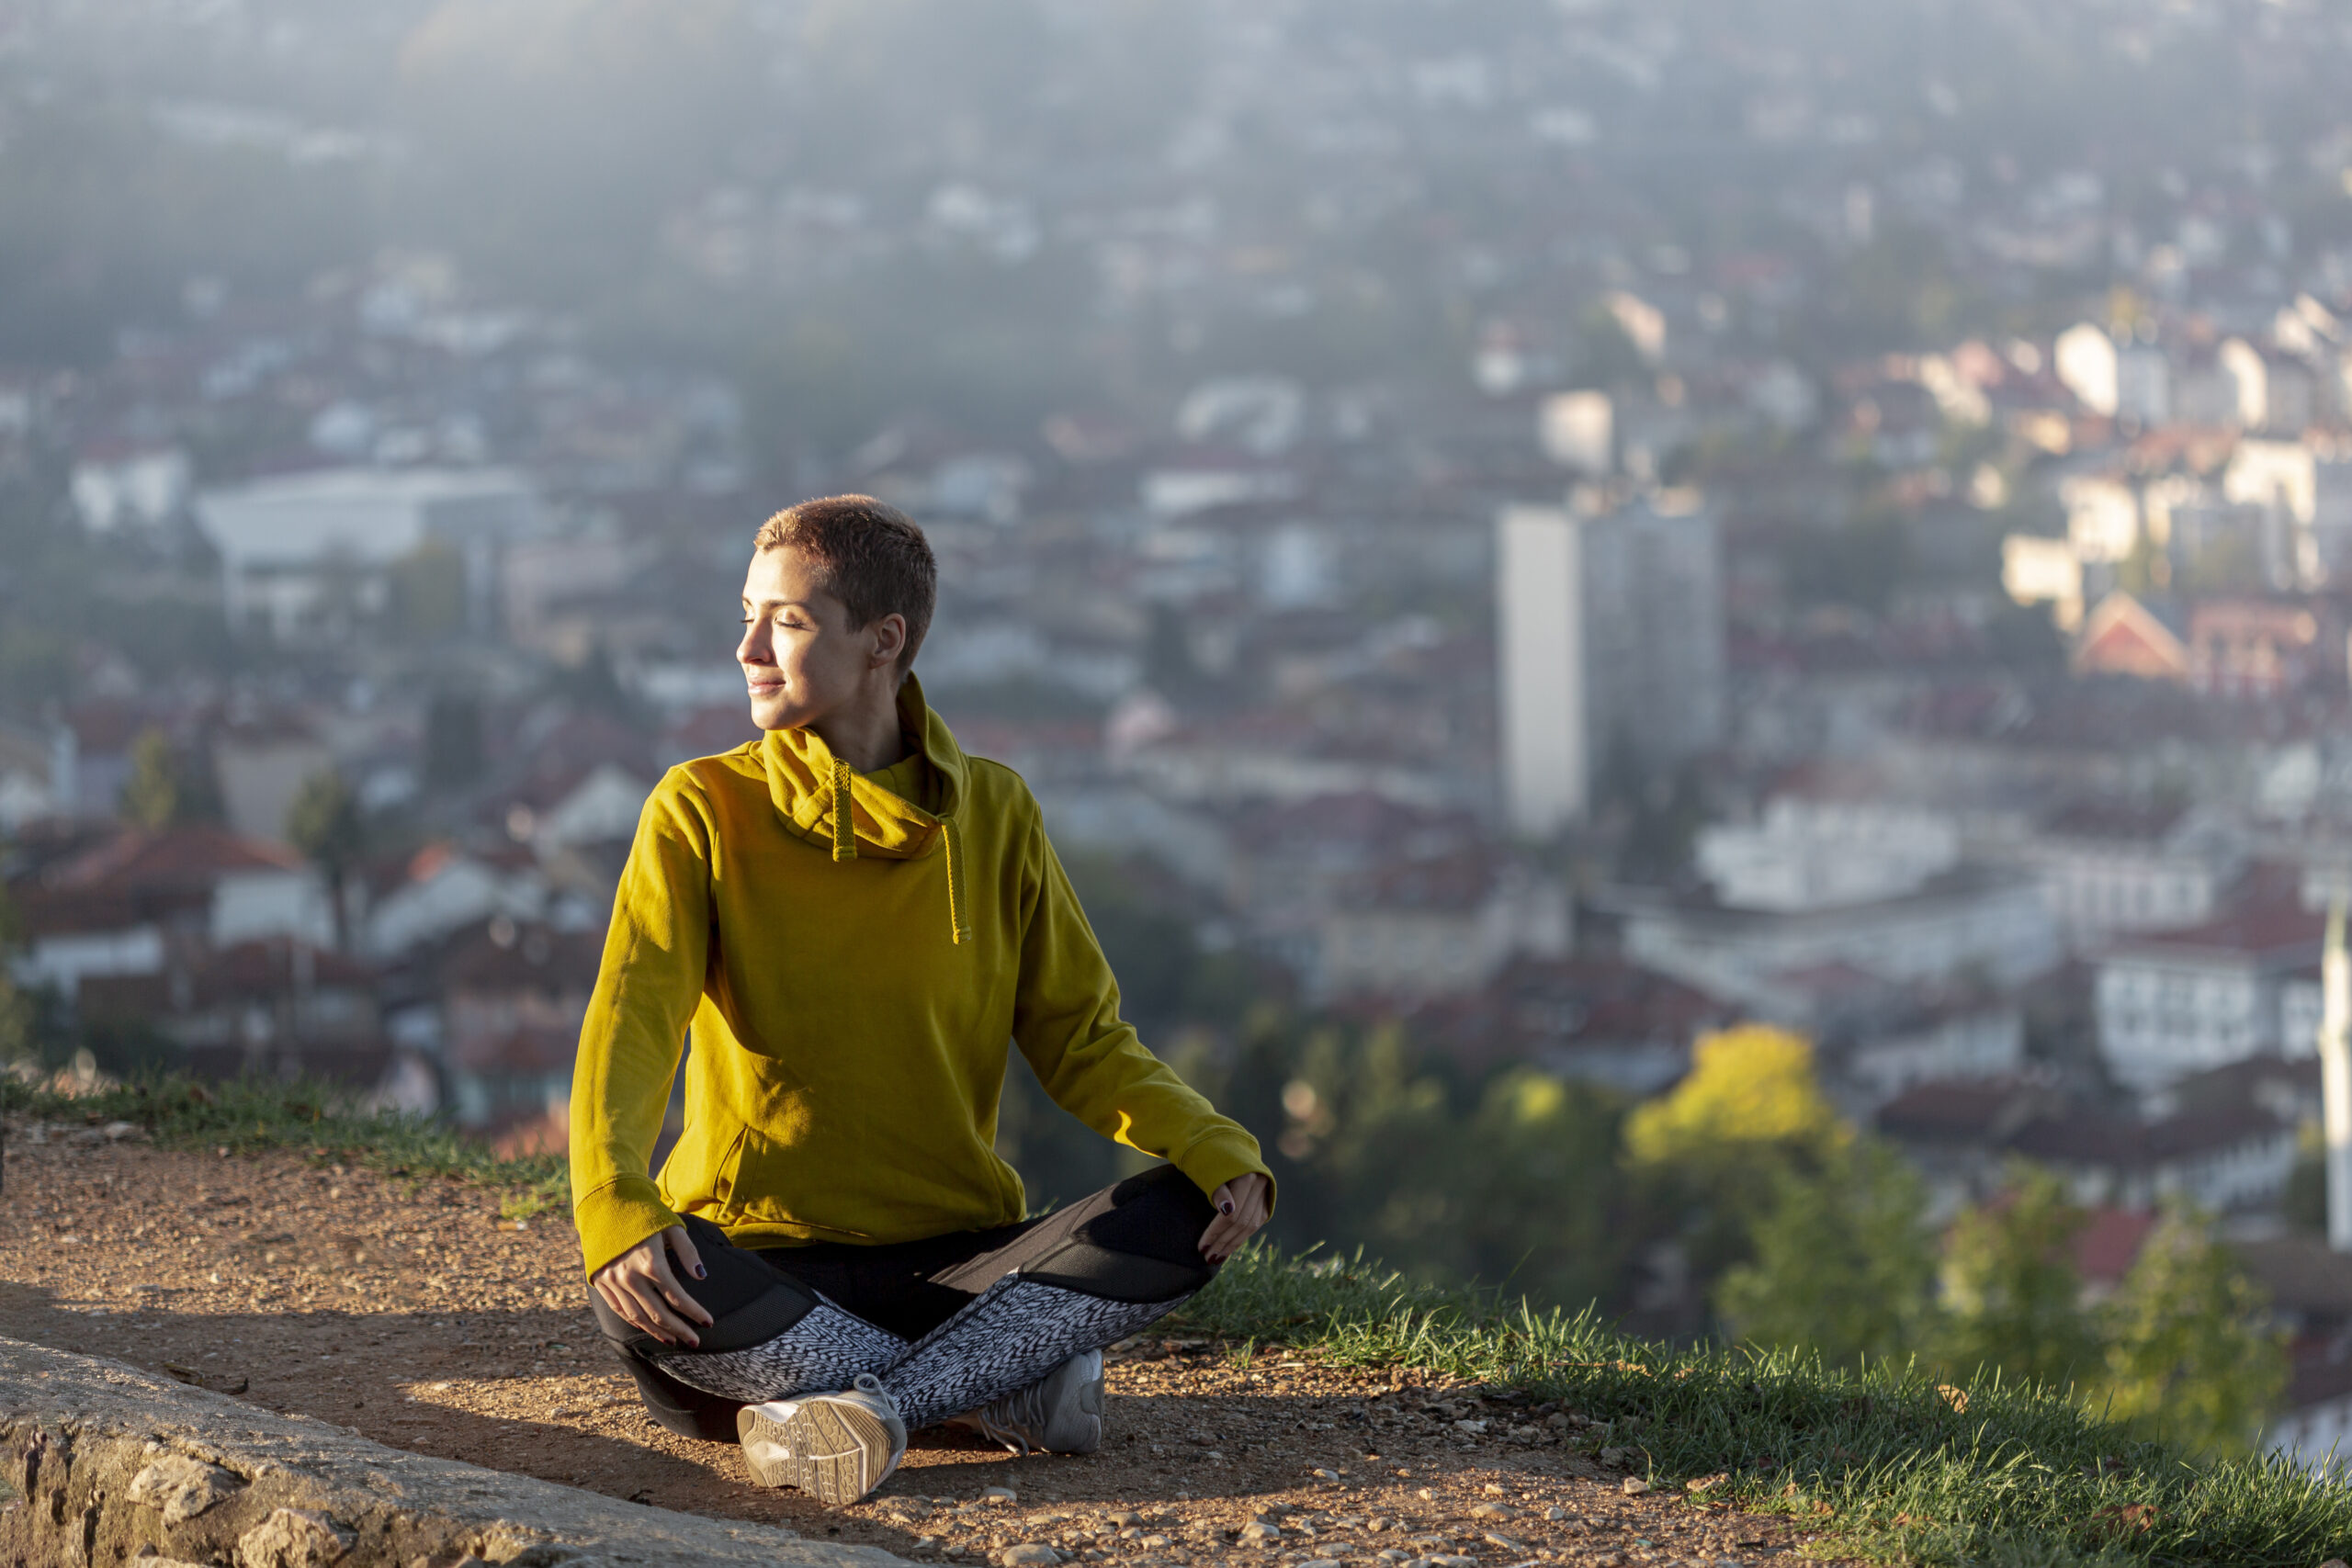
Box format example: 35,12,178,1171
1495,493,1724,840
1497,505,1588,838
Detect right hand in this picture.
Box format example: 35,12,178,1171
591,1225,715,1347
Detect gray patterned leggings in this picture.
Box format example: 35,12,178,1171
586,1165,1220,1440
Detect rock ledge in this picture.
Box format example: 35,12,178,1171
0,1336,906,1567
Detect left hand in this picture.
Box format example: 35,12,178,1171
1198,1172,1272,1264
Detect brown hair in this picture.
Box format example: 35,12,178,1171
753,495,937,671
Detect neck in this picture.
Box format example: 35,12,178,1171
808,677,910,773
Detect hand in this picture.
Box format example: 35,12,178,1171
591,1225,715,1347
1198,1172,1272,1264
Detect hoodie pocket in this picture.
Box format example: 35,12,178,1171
715,1125,874,1239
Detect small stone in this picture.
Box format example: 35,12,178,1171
1621,1477,1651,1497
1238,1522,1283,1545
1299,1560,1342,1568
1453,1419,1487,1435
237,1506,354,1567
1484,1533,1523,1551
1002,1546,1059,1567
982,1487,1018,1504
1599,1446,1627,1467
1108,1512,1143,1527
1139,1537,1170,1550
1311,1467,1340,1481
1543,1507,1568,1522
1470,1504,1516,1520
128,1453,243,1526
1430,1557,1480,1568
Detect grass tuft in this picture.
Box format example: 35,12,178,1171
1179,1243,2352,1568
0,1072,568,1213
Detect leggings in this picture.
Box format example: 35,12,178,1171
588,1164,1218,1440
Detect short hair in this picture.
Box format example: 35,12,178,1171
752,495,937,671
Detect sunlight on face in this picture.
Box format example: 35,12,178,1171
736,545,875,733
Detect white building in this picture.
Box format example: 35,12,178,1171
1496,492,1724,837
2054,322,2118,416
1613,866,2060,1010
1844,1005,2025,1105
2007,803,2246,948
70,446,191,533
1314,859,1570,1002
1538,390,1612,473
2061,473,2141,563
2093,886,2324,1093
1694,795,1962,913
11,826,333,1000
195,467,540,641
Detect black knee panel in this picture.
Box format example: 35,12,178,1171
586,1213,820,1354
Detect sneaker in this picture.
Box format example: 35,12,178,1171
737,1372,908,1505
947,1348,1105,1455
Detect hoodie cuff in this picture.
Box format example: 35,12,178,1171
1173,1128,1278,1219
575,1175,687,1280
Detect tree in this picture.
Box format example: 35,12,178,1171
2096,1209,2286,1457
1715,1137,1940,1370
285,769,364,950
1936,1166,2103,1393
1295,1030,1624,1310
1625,1023,1853,1284
119,728,180,830
1626,1024,1848,1168
0,883,36,1067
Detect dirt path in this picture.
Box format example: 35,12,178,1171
0,1122,1832,1568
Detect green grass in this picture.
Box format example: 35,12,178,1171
0,1071,570,1218
1180,1246,2352,1568
13,1074,2347,1565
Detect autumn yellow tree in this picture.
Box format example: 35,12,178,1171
1625,1023,1854,1297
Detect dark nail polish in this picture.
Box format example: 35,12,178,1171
695,1265,707,1279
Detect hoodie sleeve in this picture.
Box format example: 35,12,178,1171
570,769,715,1279
1008,807,1274,1209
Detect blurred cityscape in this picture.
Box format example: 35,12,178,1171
10,0,2352,1460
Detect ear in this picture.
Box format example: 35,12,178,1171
869,612,908,671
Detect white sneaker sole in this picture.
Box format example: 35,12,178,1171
738,1398,898,1505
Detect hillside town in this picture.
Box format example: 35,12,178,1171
12,0,2352,1471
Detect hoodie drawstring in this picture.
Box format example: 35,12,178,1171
831,760,856,863
943,817,971,946
827,753,967,944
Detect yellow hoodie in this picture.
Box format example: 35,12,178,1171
569,676,1272,1278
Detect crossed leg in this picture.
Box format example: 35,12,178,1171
587,1165,1220,1442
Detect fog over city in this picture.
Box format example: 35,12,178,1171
11,0,2352,1467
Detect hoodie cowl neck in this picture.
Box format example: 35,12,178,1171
759,673,967,863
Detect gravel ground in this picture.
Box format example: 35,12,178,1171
0,1123,1840,1568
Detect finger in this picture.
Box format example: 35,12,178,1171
628,1276,697,1346
653,1259,716,1330
596,1275,659,1340
666,1224,707,1283
1199,1214,1241,1258
645,1253,713,1336
611,1289,662,1343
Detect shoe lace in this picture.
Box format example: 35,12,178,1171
968,1379,1054,1456
854,1372,902,1418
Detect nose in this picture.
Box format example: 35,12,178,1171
737,616,771,667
